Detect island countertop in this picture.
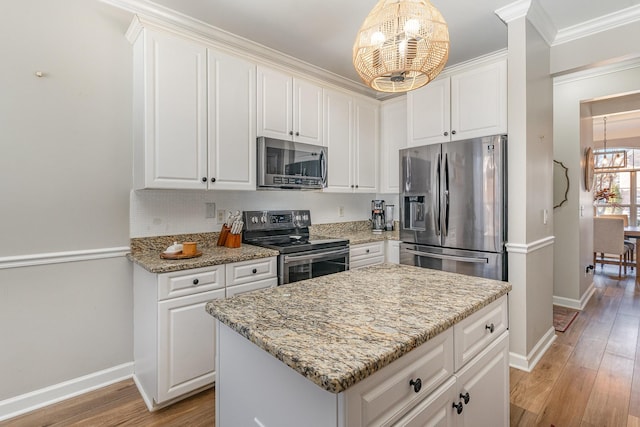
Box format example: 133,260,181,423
205,263,511,394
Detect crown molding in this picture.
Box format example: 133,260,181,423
495,0,531,24
553,55,640,84
526,0,556,46
101,0,378,98
553,4,640,46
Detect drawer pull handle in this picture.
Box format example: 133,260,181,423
460,392,470,404
485,323,495,333
409,378,422,393
192,279,199,285
452,401,463,414
252,268,257,274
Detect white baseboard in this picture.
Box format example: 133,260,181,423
553,281,595,310
509,326,557,372
0,362,134,422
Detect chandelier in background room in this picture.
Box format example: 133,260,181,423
595,116,627,169
352,0,449,93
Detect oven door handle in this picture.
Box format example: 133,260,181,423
283,247,350,263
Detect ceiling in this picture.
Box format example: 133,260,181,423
143,0,640,86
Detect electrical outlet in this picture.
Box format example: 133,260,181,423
217,209,226,224
339,206,344,217
205,203,216,219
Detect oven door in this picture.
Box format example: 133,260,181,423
280,247,349,285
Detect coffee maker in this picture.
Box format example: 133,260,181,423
371,200,385,233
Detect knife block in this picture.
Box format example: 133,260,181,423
224,233,241,248
217,225,231,246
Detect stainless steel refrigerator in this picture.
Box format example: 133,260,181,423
399,135,507,281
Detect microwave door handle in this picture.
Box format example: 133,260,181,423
320,149,327,186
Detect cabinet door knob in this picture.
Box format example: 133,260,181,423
452,401,463,415
295,131,299,136
351,185,354,188
409,378,422,393
451,130,457,135
355,185,359,188
460,392,470,404
252,268,257,274
444,131,449,136
289,130,294,136
192,279,199,285
365,249,370,253
201,177,207,183
211,177,216,183
485,323,495,333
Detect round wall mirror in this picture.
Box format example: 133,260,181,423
553,160,569,209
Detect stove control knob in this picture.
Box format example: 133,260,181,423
303,214,309,221
251,216,258,224
295,215,301,221
260,216,267,223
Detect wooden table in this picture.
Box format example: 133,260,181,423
624,226,640,281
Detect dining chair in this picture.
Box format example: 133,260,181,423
598,214,635,268
593,217,630,277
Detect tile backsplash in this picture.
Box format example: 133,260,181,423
130,189,398,238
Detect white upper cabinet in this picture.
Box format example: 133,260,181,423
324,90,379,193
131,25,256,190
408,58,507,146
257,66,324,146
133,28,208,189
354,98,379,192
207,49,256,190
379,96,407,193
324,89,353,192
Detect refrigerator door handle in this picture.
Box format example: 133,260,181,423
435,153,441,236
404,249,488,264
443,153,450,237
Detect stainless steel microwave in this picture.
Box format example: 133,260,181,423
257,137,327,190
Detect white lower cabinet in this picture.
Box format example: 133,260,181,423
134,256,277,410
216,294,509,426
385,240,400,264
350,241,385,269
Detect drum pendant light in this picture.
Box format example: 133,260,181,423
352,0,449,93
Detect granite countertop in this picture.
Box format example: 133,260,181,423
129,232,279,273
310,221,400,245
206,263,511,394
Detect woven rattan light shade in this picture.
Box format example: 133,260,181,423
353,0,449,93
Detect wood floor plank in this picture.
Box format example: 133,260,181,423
606,313,640,359
628,414,640,427
534,362,597,427
582,351,635,427
510,403,539,426
510,366,527,390
554,310,589,347
509,342,573,414
629,335,640,419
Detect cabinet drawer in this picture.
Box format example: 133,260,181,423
226,277,277,297
350,242,384,260
225,257,277,287
157,265,225,301
454,295,508,370
344,329,454,426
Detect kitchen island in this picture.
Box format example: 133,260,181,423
206,263,511,426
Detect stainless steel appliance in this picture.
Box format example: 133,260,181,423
242,210,349,285
399,135,507,281
257,137,327,190
371,200,385,233
385,204,395,231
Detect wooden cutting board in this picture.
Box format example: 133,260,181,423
160,251,203,260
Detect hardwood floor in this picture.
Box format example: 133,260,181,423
3,265,640,426
511,265,640,427
0,381,214,426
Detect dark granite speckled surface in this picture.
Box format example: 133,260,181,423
129,232,278,273
206,263,511,393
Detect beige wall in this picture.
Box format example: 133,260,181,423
0,0,133,410
553,61,640,306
